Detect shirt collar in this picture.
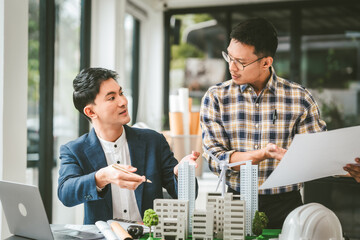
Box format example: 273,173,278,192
239,84,248,93
238,66,277,94
266,66,277,94
98,126,127,153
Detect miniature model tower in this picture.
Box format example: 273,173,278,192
223,194,246,240
206,192,223,239
153,199,189,239
178,161,196,232
192,209,214,240
240,161,258,236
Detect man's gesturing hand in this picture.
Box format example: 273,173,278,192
264,143,287,161
174,151,200,176
95,164,145,190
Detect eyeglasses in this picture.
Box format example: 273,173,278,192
222,51,264,71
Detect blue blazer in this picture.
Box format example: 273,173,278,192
58,125,182,224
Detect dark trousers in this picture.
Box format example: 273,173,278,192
228,188,303,229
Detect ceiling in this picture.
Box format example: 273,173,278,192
143,0,297,10
139,0,360,37
181,1,360,58
222,3,360,36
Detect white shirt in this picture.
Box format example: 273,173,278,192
98,127,142,222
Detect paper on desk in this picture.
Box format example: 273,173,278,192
260,125,360,190
65,224,100,233
53,224,103,239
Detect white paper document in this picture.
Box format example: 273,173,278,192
259,125,360,190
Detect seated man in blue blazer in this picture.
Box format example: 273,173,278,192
58,67,199,224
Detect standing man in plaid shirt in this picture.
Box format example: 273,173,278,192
200,17,326,229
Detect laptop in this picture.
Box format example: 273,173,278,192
0,180,103,240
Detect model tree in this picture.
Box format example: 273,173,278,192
252,210,269,236
143,209,159,240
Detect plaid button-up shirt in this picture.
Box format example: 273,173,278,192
200,68,327,195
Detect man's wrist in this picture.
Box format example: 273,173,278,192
96,185,104,192
95,169,107,189
259,148,267,161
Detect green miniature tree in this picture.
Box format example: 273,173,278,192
252,210,269,236
143,209,159,240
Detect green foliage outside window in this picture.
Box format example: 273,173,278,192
28,0,40,105
170,14,211,70
171,43,204,69
320,101,360,130
307,48,356,90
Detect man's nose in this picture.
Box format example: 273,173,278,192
229,60,238,71
118,96,127,107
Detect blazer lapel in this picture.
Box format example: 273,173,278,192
84,128,108,170
84,128,112,213
124,125,146,215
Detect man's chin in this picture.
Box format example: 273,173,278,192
122,116,131,125
232,78,244,85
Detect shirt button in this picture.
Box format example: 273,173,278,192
255,103,259,107
117,161,120,164
124,209,127,213
254,145,259,149
255,123,259,128
114,144,117,148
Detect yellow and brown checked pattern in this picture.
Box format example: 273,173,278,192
200,67,327,195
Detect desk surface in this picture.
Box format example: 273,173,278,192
5,224,105,240
6,224,275,240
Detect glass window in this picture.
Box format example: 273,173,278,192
27,0,40,185
124,13,136,124
53,0,81,224
301,4,360,130
123,13,141,124
168,13,227,176
170,13,228,111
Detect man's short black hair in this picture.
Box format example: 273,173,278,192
230,17,278,58
73,67,118,121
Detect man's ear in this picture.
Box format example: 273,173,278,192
83,105,96,119
262,56,273,69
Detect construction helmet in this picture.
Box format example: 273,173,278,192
279,203,344,240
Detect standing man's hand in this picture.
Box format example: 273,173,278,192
95,164,146,190
174,151,200,176
343,158,360,183
264,143,287,161
229,143,287,169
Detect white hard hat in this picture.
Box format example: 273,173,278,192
279,203,343,240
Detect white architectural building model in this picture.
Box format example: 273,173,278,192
240,161,258,236
223,194,246,240
206,192,246,240
206,192,223,239
162,217,186,240
192,209,214,240
151,161,254,239
153,199,189,239
178,161,196,232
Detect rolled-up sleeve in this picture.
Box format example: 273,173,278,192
298,89,327,134
200,87,235,175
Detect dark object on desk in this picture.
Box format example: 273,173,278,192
111,221,133,240
127,225,144,239
304,176,360,240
